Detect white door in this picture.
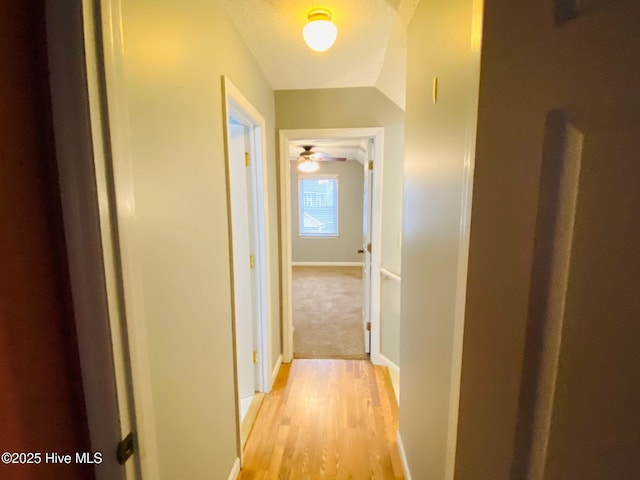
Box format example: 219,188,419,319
466,1,640,479
228,123,256,401
361,140,374,353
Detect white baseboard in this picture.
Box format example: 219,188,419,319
270,354,282,391
397,432,412,480
292,261,363,267
379,353,400,403
227,457,240,480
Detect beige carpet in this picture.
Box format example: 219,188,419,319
292,266,368,360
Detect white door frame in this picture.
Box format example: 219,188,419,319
362,138,375,354
222,76,273,401
279,127,385,365
46,0,158,478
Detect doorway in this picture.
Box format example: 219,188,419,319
222,77,272,451
279,128,385,365
289,138,370,359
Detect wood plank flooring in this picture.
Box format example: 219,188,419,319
239,359,404,480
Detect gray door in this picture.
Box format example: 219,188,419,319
460,1,640,479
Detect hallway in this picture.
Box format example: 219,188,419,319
239,360,404,479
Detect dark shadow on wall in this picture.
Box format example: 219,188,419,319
0,2,92,478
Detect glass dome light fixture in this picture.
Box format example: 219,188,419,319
302,9,338,52
297,158,320,173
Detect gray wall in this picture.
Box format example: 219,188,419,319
291,160,364,263
379,123,404,366
400,0,481,478
276,87,404,366
380,278,401,365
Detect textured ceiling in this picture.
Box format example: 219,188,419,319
216,0,418,96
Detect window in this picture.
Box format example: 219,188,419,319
298,175,338,237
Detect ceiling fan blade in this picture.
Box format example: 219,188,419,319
296,146,346,162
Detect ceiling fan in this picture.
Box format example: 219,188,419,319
296,145,346,172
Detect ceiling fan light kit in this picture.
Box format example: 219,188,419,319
302,9,338,52
295,145,346,172
298,158,320,173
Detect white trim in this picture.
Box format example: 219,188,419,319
227,458,241,480
47,0,159,478
297,173,339,179
292,262,363,267
369,133,384,366
80,1,140,478
101,1,161,476
280,128,385,364
378,354,400,403
46,2,134,478
222,77,272,395
280,131,294,363
297,175,340,238
397,432,413,480
444,52,480,480
270,354,283,390
222,77,273,460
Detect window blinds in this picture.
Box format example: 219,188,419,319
298,177,338,236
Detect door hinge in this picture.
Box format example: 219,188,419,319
117,432,135,465
249,255,255,268
366,321,371,331
253,351,258,364
368,160,373,170
245,152,250,166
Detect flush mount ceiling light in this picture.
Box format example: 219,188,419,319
297,158,320,173
302,9,338,52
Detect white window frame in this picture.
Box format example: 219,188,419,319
298,174,339,238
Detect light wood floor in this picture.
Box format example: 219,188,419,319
239,359,404,480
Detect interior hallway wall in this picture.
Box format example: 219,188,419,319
291,160,364,264
0,3,91,479
109,1,278,477
400,0,482,477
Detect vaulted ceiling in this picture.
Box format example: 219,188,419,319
216,0,418,109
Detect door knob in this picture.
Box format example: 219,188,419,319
357,248,365,254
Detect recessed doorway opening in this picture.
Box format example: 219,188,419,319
280,128,385,365
222,77,273,455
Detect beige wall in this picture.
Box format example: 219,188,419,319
291,160,364,263
276,87,404,130
375,14,408,110
112,2,278,477
400,0,481,478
